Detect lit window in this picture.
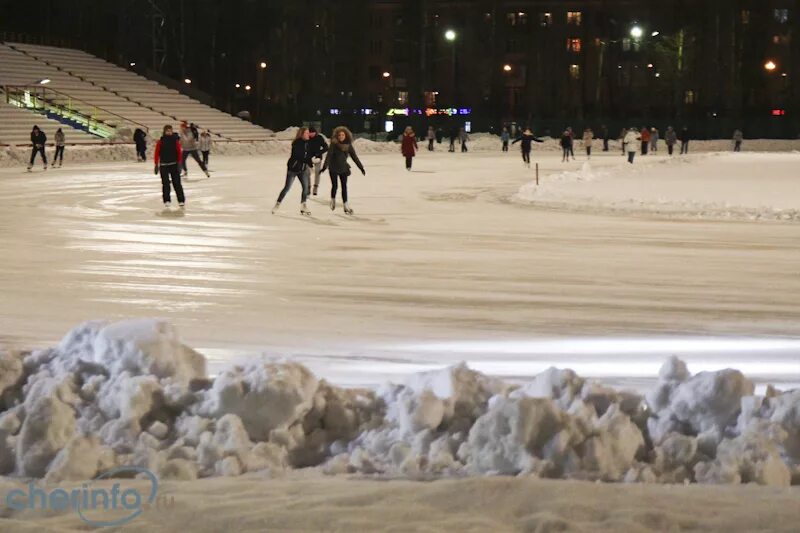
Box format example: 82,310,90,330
540,12,552,27
741,10,750,24
685,90,696,104
567,38,582,53
397,91,408,105
567,11,582,25
569,64,581,79
774,9,789,24
507,12,527,26
622,38,631,51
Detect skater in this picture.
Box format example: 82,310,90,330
307,126,328,195
321,126,366,215
27,125,48,171
619,128,627,155
54,128,65,167
566,127,576,159
448,126,457,152
501,127,510,152
273,127,314,215
180,121,209,177
601,125,610,152
650,127,660,153
679,127,690,154
624,127,640,164
153,124,185,207
401,126,418,170
511,128,544,167
459,128,469,152
665,126,677,156
133,128,147,162
733,129,743,152
640,127,650,155
582,127,593,158
559,130,572,162
426,126,435,151
199,130,213,168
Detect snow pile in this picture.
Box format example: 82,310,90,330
1,321,799,486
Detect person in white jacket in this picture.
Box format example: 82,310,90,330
623,128,641,164
199,130,213,168
582,128,594,158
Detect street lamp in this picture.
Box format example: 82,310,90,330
184,78,192,84
503,64,512,72
382,71,391,78
235,83,241,88
651,31,660,37
630,26,643,39
445,29,456,41
260,61,267,69
764,60,778,72
445,30,457,106
244,85,251,91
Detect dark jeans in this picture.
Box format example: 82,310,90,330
641,142,648,155
734,141,741,152
405,156,413,169
586,146,592,157
277,170,308,203
54,145,64,163
427,139,434,151
330,173,349,202
182,149,208,173
680,141,689,154
522,149,531,165
569,145,575,158
502,141,509,152
449,139,455,152
603,139,609,151
29,146,47,166
668,144,674,156
562,147,570,160
136,143,146,161
461,142,467,153
627,151,636,164
202,150,210,166
159,164,185,204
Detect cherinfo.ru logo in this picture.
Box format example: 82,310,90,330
4,466,174,527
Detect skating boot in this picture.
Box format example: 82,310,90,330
300,202,311,216
178,202,185,209
26,166,32,172
271,202,280,214
204,170,210,178
43,165,48,171
164,201,171,209
343,202,354,215
330,198,336,211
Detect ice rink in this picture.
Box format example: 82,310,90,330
1,146,799,389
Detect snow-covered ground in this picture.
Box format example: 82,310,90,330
1,146,799,530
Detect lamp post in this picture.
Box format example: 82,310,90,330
445,29,457,106
257,61,267,122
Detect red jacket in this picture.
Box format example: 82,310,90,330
640,129,651,142
401,134,418,157
154,136,183,166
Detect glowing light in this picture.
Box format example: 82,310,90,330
259,62,267,69
129,62,136,67
503,64,512,72
235,83,241,88
630,26,643,39
384,120,394,132
651,31,660,37
382,71,391,78
244,85,251,91
445,29,456,41
38,78,50,85
765,60,777,71
184,78,192,84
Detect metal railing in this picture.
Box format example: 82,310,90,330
2,85,150,138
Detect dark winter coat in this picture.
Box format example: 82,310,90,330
154,134,183,166
323,142,364,176
307,134,329,160
134,128,147,146
559,134,572,148
31,130,46,147
512,134,544,152
287,138,313,173
678,129,690,142
401,133,418,157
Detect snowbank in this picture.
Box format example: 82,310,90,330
1,320,799,487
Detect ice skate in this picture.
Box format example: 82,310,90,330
26,166,32,172
163,201,171,208
271,202,280,214
343,202,354,215
178,202,185,208
204,170,210,178
330,198,336,211
300,203,311,216
43,165,48,171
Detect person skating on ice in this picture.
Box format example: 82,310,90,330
459,127,469,152
448,126,457,152
501,127,510,152
665,126,677,156
582,127,593,158
733,129,743,152
27,125,48,171
273,127,314,216
650,127,660,153
54,128,65,167
179,121,210,178
426,126,435,151
401,126,418,171
624,127,641,164
512,127,544,167
154,125,186,208
321,126,365,215
679,126,690,154
559,130,572,163
134,128,147,162
307,126,328,196
199,129,213,168
566,127,576,160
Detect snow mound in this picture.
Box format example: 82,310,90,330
2,320,799,486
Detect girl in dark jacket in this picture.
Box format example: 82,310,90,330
27,125,48,171
512,128,544,167
401,126,418,170
273,127,313,215
321,126,365,215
